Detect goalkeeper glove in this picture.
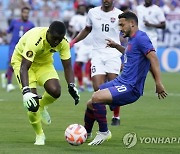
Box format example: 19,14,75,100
22,86,41,112
68,83,80,105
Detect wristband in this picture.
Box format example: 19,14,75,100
22,86,30,95
68,83,75,87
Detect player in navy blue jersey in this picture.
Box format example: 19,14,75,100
86,11,167,146
1,7,35,92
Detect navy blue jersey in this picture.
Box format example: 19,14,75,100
7,19,35,46
117,30,155,95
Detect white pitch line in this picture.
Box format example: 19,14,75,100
0,99,4,101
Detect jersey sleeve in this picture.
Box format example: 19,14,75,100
86,9,92,27
58,38,71,60
21,37,39,62
138,33,155,55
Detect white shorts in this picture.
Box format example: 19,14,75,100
91,55,122,77
74,42,93,63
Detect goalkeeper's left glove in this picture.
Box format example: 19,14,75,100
22,86,41,112
68,83,80,105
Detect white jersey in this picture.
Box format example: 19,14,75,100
69,14,93,46
69,14,86,32
69,14,93,62
136,4,166,49
86,6,123,59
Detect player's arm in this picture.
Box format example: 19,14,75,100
105,38,125,54
76,26,92,41
60,39,80,105
144,21,166,29
62,58,80,105
144,8,166,29
20,36,41,111
70,26,92,47
61,58,74,84
146,51,167,99
20,57,32,87
20,56,41,112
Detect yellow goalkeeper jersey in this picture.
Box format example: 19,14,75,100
11,27,70,65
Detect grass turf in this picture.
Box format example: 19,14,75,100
0,72,179,154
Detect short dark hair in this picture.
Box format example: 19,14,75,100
21,6,30,12
118,11,138,25
49,21,66,35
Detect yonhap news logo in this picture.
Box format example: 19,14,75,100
123,132,137,148
123,132,180,148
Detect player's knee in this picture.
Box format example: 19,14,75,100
49,87,61,98
91,92,100,102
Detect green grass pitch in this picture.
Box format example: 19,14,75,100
0,72,179,154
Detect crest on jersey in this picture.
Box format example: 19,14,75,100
26,51,33,58
110,17,116,23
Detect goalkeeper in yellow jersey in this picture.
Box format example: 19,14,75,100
11,21,80,145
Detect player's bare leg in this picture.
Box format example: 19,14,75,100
39,79,61,125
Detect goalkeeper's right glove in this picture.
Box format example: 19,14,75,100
68,83,80,105
22,86,41,112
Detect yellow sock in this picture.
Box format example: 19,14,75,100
27,111,43,135
39,91,57,110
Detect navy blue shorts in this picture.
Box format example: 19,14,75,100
99,78,140,109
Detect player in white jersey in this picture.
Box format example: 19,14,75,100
70,0,123,144
69,3,93,92
136,0,166,50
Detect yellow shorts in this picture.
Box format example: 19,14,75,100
12,62,59,89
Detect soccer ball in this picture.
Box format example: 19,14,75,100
65,124,87,146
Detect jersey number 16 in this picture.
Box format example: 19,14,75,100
102,24,109,32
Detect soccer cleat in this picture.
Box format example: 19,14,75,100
7,83,15,92
88,130,112,145
40,106,51,125
111,117,120,126
34,133,46,145
1,73,6,88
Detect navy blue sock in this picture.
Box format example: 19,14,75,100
84,107,95,134
93,103,108,132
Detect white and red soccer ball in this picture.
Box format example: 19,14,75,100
65,124,87,146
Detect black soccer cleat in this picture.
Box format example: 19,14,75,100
111,118,120,126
